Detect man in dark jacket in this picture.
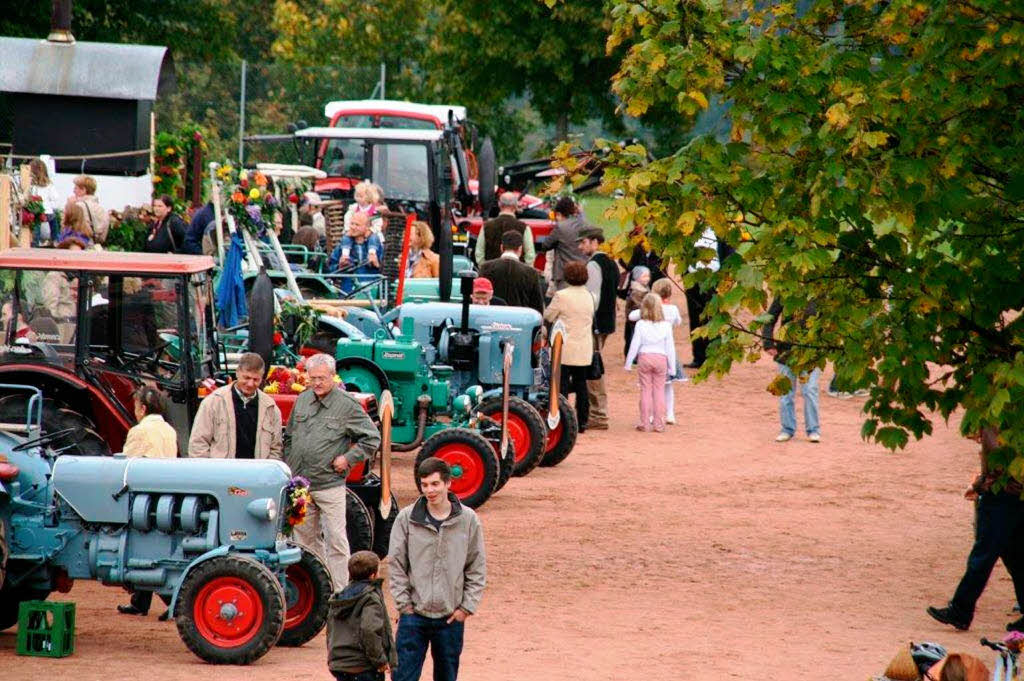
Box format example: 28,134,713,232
578,227,618,430
538,196,587,290
478,231,545,315
184,201,215,255
475,192,535,266
328,551,397,681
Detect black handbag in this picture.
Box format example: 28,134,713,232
586,348,604,380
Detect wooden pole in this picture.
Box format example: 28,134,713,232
18,164,32,247
0,174,11,251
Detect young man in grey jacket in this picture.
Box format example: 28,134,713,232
388,457,486,681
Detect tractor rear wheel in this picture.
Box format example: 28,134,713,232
371,493,399,559
175,555,285,664
0,585,50,631
539,394,579,468
0,394,110,456
346,488,375,554
416,429,498,509
278,545,332,647
476,397,546,477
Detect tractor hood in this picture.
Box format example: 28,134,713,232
52,457,292,537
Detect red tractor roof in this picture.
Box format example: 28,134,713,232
0,248,215,275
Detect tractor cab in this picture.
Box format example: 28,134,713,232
0,249,219,455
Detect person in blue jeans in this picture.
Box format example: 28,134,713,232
761,296,822,443
389,457,487,681
328,211,383,294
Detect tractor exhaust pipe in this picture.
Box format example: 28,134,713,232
48,0,75,43
458,272,476,331
391,396,431,452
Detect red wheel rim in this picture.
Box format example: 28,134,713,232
434,443,485,499
485,411,531,462
192,576,264,648
545,418,564,454
284,564,314,630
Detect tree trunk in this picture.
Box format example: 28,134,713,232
555,111,569,142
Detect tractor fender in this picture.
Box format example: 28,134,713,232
168,545,232,614
0,364,132,433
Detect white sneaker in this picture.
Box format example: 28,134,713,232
808,433,821,443
775,432,793,442
666,416,676,425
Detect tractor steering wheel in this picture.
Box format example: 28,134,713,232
119,340,174,373
12,427,78,452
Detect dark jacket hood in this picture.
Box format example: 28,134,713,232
329,578,382,618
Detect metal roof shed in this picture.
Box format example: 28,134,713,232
0,36,174,175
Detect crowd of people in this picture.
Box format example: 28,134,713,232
117,352,484,681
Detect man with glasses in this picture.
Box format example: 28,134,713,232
283,353,381,590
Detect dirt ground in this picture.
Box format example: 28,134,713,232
1,318,1012,680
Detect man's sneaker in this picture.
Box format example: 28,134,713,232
927,605,970,631
666,416,677,425
588,421,609,431
808,433,821,443
775,432,793,442
1007,616,1024,632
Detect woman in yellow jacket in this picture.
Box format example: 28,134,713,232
118,385,176,618
543,261,595,432
121,385,177,458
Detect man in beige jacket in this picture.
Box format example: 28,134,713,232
188,353,283,459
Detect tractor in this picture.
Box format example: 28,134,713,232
0,248,397,558
0,383,330,663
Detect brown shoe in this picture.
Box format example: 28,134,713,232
588,421,609,430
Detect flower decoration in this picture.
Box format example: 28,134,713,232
262,365,309,396
288,193,300,204
281,476,312,536
226,170,279,234
20,195,46,230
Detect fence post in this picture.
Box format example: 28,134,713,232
0,174,11,250
238,59,247,166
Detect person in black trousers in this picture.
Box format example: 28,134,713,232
928,428,1024,632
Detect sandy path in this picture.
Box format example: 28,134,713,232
1,317,1008,679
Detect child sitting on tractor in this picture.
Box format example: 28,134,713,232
328,211,383,294
327,551,397,681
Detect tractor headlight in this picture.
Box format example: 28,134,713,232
247,498,277,522
453,395,472,414
465,385,483,404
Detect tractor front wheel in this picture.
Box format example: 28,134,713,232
175,555,285,664
539,394,579,468
476,397,546,477
371,493,399,559
278,545,332,647
416,429,498,509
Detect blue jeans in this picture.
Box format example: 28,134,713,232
777,363,820,436
394,613,465,681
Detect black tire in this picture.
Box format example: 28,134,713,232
0,395,111,456
493,438,515,493
248,270,276,375
174,555,285,664
278,546,332,647
539,393,579,468
346,488,375,554
0,517,6,591
476,397,546,477
371,493,399,559
416,429,498,509
0,584,50,631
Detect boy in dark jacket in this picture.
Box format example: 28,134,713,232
328,551,397,681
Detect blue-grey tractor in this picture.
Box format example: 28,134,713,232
0,385,334,664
